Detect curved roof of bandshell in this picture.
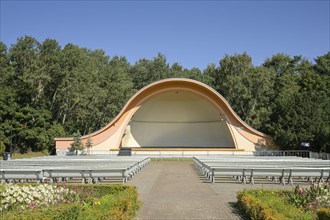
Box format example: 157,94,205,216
55,78,270,148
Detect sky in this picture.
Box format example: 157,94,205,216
0,0,329,70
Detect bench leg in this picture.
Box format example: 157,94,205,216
272,177,278,183
250,177,254,185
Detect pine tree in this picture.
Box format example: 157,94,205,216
70,131,84,154
86,137,92,147
85,136,93,154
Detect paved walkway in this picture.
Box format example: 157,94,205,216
129,161,293,220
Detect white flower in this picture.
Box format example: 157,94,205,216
17,196,23,203
0,183,75,213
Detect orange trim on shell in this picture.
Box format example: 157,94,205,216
55,78,269,147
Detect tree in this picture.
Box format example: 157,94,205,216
203,64,217,87
265,54,330,152
9,36,52,107
239,66,275,130
70,131,84,154
211,53,275,131
269,91,329,151
12,106,53,153
263,53,304,76
85,136,93,154
92,55,134,132
0,139,5,155
130,53,171,90
1,35,329,153
175,67,213,85
39,38,63,111
0,87,17,148
215,53,255,109
41,123,66,155
85,136,93,148
0,42,14,85
314,52,330,76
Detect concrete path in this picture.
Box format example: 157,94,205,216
129,161,294,220
129,161,238,219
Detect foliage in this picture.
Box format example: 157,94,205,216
69,131,84,153
287,183,330,211
317,208,330,220
266,57,330,151
237,189,315,220
0,35,329,152
130,53,171,90
81,186,140,220
85,136,93,149
0,184,140,220
68,184,134,197
0,139,5,155
237,185,330,220
314,52,330,76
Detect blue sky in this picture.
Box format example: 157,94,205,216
1,0,329,70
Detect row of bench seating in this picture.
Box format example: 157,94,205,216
0,156,150,184
193,156,330,185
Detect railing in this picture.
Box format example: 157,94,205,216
255,150,330,160
254,150,310,158
66,150,330,160
310,152,330,160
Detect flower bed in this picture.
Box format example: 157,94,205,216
0,183,140,220
288,183,330,211
0,184,73,212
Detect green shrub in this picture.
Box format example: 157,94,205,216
81,185,140,220
68,184,131,197
237,190,315,220
317,208,330,220
237,191,285,220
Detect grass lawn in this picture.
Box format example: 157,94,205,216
1,151,49,160
151,157,193,162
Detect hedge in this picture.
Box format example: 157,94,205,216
237,190,315,220
317,208,330,220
